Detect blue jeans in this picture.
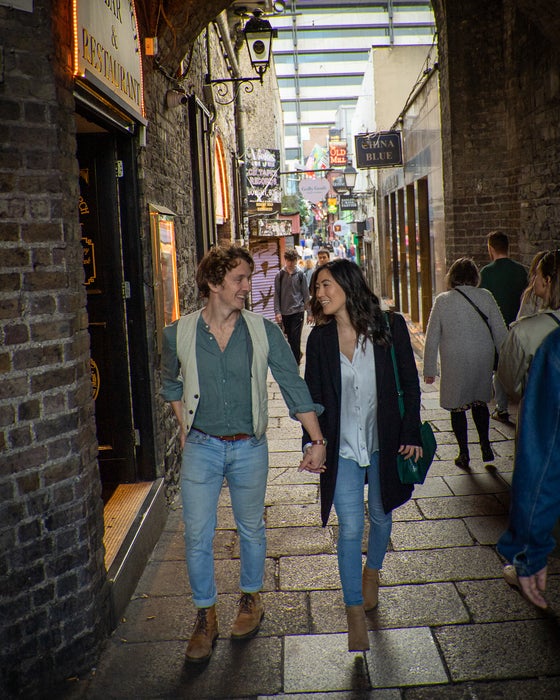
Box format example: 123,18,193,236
181,430,268,608
333,452,392,606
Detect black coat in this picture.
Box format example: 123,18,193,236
304,312,422,526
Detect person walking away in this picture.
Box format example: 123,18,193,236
497,326,560,609
497,249,560,402
423,258,507,469
479,231,528,423
274,248,312,364
516,250,547,319
160,245,326,664
301,259,422,652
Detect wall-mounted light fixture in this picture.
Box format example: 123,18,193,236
205,10,276,105
165,90,188,109
343,162,358,193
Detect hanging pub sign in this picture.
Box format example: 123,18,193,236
246,148,281,213
249,218,293,237
329,139,347,167
73,0,146,122
299,177,330,203
354,131,402,168
340,196,358,211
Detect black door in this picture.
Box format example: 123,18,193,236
78,134,136,487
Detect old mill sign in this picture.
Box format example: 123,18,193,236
354,131,402,168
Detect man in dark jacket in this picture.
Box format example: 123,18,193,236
274,248,311,364
479,231,528,423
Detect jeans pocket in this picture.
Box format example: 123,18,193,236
250,434,267,447
187,429,209,445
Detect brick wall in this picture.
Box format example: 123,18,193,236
435,0,560,268
0,1,242,696
142,18,240,497
504,4,560,255
0,2,110,696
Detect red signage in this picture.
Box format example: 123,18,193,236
329,140,347,167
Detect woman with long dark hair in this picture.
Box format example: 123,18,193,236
301,259,422,651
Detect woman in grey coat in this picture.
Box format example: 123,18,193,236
423,258,507,469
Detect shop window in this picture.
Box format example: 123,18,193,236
149,205,180,352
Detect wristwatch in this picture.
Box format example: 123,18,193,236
303,439,328,452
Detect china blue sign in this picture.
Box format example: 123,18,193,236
354,131,402,168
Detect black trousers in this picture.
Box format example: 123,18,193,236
281,312,304,364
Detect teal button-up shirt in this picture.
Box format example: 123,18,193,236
161,313,321,436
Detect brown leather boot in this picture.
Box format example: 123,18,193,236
362,567,380,611
346,605,370,651
185,605,218,663
231,592,264,639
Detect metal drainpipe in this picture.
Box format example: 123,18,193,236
216,13,249,244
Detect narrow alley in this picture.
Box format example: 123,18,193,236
62,322,560,699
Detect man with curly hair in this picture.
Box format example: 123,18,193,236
160,245,326,664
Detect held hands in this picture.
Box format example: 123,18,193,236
398,444,423,462
424,376,435,385
299,444,327,473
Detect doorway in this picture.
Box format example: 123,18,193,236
78,132,135,495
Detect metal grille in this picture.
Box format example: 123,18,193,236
249,238,281,321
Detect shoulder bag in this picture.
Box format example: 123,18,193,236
386,315,437,484
455,287,499,370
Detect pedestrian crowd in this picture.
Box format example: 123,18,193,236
159,232,560,664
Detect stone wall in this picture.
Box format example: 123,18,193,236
0,1,241,696
505,4,560,255
434,0,560,269
143,16,240,498
0,2,110,696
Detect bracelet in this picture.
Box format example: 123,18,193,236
303,439,328,452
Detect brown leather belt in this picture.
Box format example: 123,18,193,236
193,429,252,442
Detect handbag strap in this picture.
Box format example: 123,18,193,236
454,288,495,343
545,312,560,326
385,313,405,419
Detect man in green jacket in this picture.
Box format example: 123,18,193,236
479,231,528,423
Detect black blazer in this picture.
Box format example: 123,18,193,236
303,312,421,526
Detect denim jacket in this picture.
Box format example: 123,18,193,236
497,326,560,576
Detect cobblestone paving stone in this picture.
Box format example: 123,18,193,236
62,322,560,699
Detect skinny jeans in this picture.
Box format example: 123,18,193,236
181,429,268,608
333,451,392,606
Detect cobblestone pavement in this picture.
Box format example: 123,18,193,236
65,321,560,699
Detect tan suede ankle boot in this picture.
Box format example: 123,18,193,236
362,567,380,611
346,604,370,651
185,605,218,663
